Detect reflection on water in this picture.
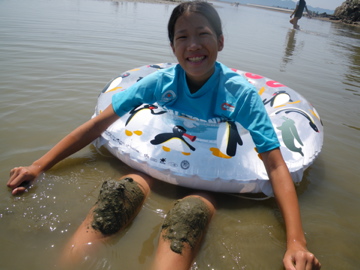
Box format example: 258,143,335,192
283,29,297,64
281,29,304,71
1,0,360,269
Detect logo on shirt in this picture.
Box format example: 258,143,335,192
221,102,235,112
161,90,176,103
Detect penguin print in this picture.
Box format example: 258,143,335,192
210,121,243,158
272,107,319,132
101,72,131,93
263,90,293,107
126,104,166,126
150,125,196,155
277,116,304,156
148,64,164,69
125,104,166,137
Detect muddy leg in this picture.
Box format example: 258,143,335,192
151,194,215,270
59,173,152,267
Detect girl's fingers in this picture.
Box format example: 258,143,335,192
12,186,27,195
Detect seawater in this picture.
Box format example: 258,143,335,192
0,0,359,269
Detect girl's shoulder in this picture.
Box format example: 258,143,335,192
216,62,256,93
157,63,179,77
217,62,247,81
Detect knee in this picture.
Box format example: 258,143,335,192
91,177,146,235
161,196,213,254
186,193,216,215
125,172,153,196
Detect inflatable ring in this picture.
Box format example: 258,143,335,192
93,63,323,196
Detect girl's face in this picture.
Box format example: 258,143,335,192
171,12,224,91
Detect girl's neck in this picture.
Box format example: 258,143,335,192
185,66,216,94
186,77,204,94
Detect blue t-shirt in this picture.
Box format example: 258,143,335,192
112,62,280,153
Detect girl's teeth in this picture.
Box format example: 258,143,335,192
189,56,204,62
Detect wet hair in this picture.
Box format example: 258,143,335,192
167,1,223,45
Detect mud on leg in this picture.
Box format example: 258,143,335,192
91,177,146,235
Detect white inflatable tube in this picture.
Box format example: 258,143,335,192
93,63,323,196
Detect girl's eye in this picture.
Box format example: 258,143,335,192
200,32,211,36
176,36,186,40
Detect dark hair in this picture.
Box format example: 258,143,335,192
167,1,223,45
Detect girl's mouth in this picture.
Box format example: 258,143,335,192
188,56,206,63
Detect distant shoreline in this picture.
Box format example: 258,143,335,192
241,3,360,27
242,3,293,14
106,0,358,27
107,0,182,5
221,2,360,28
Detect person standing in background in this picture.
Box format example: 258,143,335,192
290,0,311,29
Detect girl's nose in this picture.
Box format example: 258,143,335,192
187,36,202,50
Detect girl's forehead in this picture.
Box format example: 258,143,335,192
174,12,212,31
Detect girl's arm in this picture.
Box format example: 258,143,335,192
7,105,119,195
261,148,321,270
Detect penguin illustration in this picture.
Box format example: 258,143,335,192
263,91,293,107
150,125,196,155
126,104,166,126
148,64,164,69
210,121,243,158
101,72,131,93
272,107,319,132
124,104,166,137
310,107,323,126
277,116,304,156
121,72,131,78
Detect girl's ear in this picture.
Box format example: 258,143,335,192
218,35,224,52
170,42,175,54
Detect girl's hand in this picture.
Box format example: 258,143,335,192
283,244,321,270
7,165,41,195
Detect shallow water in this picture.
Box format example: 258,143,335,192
0,0,359,269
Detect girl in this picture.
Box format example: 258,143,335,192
7,1,321,269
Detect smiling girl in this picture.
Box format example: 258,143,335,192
7,1,320,269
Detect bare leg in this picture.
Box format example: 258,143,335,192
151,194,215,270
58,173,152,268
290,17,300,29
